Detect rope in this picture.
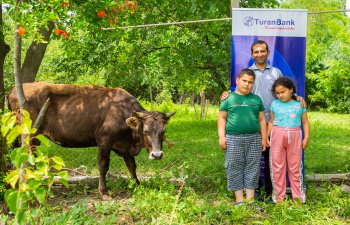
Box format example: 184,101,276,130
102,17,232,30
102,9,350,30
308,9,350,14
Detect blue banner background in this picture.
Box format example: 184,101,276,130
231,36,306,98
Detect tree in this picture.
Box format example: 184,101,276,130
36,0,281,104
281,0,350,113
0,2,10,112
2,0,282,104
0,1,11,184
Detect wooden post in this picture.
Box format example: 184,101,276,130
231,0,239,8
200,91,206,119
230,0,239,19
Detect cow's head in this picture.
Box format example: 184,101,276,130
126,111,175,160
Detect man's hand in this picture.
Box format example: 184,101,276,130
220,91,230,101
266,138,271,147
261,139,267,151
296,96,307,108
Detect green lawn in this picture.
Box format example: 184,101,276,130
306,112,350,174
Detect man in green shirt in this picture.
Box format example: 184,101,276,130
218,68,267,205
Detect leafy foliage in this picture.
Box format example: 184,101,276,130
1,110,69,225
281,0,350,113
36,0,237,103
2,0,349,112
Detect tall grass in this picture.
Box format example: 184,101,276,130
3,103,348,224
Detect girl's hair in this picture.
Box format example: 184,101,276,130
272,77,297,100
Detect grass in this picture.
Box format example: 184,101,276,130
1,103,349,224
305,112,350,174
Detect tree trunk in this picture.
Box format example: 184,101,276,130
14,27,27,112
230,0,240,17
0,3,10,112
231,0,239,8
200,90,206,119
305,173,350,186
14,24,30,188
21,21,54,83
0,3,11,173
149,85,153,103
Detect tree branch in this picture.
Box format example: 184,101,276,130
21,21,54,83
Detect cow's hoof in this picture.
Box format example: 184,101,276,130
99,188,110,200
101,194,112,201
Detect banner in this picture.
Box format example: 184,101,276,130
231,8,307,98
231,8,308,190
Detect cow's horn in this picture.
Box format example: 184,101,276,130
166,112,176,118
134,111,147,119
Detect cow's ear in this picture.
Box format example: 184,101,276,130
165,112,176,119
126,117,142,130
134,111,147,119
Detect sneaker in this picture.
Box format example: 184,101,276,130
265,197,274,204
254,191,260,200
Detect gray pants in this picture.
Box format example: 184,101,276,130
225,133,262,191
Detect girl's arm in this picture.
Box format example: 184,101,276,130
301,112,310,149
266,112,275,147
218,111,228,150
258,111,267,151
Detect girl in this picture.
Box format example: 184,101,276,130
267,77,310,204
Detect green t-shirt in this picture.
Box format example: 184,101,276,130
219,92,265,135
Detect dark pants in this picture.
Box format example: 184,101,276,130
258,147,272,198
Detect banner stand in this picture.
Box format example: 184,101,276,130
231,8,308,193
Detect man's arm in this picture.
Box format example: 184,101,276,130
266,112,275,147
296,96,307,108
258,111,267,151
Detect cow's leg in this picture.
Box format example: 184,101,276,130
98,146,111,196
123,156,140,184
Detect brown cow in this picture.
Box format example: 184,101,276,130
8,82,175,196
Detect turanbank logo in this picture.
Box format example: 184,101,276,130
243,16,254,26
243,16,296,30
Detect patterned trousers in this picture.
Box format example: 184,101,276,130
225,133,262,191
